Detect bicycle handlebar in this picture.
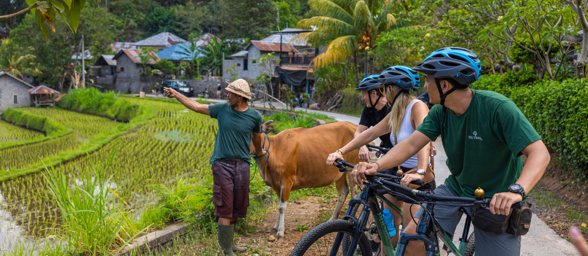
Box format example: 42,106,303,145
365,144,389,154
379,179,491,204
334,159,424,187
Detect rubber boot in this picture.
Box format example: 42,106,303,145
218,225,237,256
231,222,247,252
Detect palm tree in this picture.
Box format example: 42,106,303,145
0,49,41,79
295,0,397,84
202,36,229,76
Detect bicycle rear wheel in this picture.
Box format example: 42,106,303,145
463,232,475,256
291,219,372,256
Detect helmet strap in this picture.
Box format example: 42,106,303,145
435,79,458,106
390,89,405,108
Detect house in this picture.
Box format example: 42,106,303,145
112,49,159,93
223,41,298,81
133,32,188,50
156,43,204,64
0,27,9,41
91,55,117,85
0,71,34,112
192,33,221,48
111,42,138,52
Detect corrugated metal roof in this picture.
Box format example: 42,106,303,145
192,33,221,47
94,55,117,66
27,85,60,94
261,33,308,46
232,50,249,57
111,42,137,52
157,43,205,61
134,32,187,48
113,49,159,64
0,71,34,88
248,41,298,53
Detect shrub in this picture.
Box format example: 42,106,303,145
59,88,146,122
473,75,588,173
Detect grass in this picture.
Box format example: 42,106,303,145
528,188,588,234
0,119,42,145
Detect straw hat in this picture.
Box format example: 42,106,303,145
225,79,252,99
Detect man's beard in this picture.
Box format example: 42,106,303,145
229,98,238,108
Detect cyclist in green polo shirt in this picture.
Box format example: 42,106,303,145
348,47,551,256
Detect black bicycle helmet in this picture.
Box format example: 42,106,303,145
355,75,382,91
413,47,481,106
356,74,384,111
377,66,420,107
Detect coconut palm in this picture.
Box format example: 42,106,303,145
295,0,397,84
0,52,42,79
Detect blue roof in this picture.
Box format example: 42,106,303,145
156,43,205,61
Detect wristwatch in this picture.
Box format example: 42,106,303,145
416,168,426,176
508,184,526,198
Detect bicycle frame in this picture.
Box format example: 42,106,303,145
340,182,474,256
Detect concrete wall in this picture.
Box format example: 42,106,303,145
222,46,273,83
0,75,32,112
116,55,142,81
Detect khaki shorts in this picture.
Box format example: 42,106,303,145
212,159,250,218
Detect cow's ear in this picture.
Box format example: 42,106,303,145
261,120,274,133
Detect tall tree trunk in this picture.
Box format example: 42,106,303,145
568,0,588,78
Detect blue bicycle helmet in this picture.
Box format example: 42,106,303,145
413,47,481,106
355,75,382,91
379,65,421,90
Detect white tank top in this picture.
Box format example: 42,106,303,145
390,100,422,169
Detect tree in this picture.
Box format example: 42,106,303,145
565,0,588,78
224,0,277,39
201,36,231,76
153,59,178,75
0,0,96,38
0,39,41,78
296,0,397,85
144,6,175,37
253,52,280,100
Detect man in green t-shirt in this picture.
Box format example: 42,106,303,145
165,79,265,256
349,47,550,256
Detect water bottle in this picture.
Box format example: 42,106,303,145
382,209,397,237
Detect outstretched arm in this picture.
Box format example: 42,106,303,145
164,87,209,115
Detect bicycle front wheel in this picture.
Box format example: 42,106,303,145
291,219,372,256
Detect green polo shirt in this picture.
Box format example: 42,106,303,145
209,102,263,164
417,90,541,198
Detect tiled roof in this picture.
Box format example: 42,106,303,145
27,85,60,94
111,42,137,52
113,49,159,64
0,71,34,88
248,41,298,53
157,43,205,61
134,32,187,48
192,33,221,47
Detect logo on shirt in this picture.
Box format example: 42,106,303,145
468,131,483,141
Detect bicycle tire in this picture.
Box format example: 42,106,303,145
463,232,475,256
291,219,372,256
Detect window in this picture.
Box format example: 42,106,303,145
243,58,248,70
120,67,125,72
13,95,17,104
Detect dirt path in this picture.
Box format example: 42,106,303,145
236,196,342,255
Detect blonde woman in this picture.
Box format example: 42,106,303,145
326,66,435,254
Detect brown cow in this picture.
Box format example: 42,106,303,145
251,121,360,240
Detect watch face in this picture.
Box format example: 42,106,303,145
416,169,426,175
510,184,523,193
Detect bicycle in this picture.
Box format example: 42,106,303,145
291,159,485,256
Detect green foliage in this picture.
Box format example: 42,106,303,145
262,111,317,133
153,59,178,75
280,87,297,111
510,37,560,64
338,86,363,115
472,74,588,172
58,88,144,122
314,64,355,95
0,119,43,145
0,108,69,136
43,148,145,254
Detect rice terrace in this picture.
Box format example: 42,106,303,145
0,88,337,255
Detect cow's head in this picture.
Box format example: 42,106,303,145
261,120,274,134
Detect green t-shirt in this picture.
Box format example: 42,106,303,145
209,103,263,164
417,90,541,198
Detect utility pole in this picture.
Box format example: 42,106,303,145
82,34,85,88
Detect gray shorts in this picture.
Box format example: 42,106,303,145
414,184,521,256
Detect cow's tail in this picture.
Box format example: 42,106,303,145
347,171,357,198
